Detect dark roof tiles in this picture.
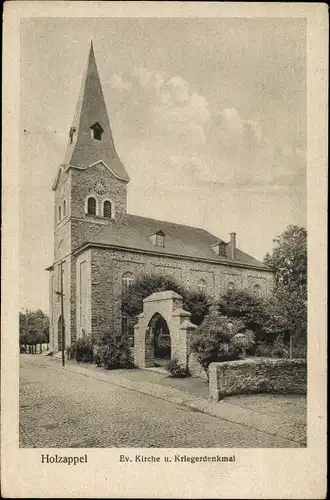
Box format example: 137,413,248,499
87,214,271,270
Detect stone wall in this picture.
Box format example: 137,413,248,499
209,358,307,401
89,246,274,339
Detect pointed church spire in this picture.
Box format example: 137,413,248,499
63,43,129,182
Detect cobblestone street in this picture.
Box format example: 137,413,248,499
20,355,305,448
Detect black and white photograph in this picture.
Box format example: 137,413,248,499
1,2,327,499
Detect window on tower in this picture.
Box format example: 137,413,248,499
103,200,112,218
63,200,66,217
90,122,104,141
87,196,97,216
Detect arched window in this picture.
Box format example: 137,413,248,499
87,196,96,216
103,200,112,218
228,281,235,291
253,284,261,296
63,200,66,217
58,205,61,221
197,279,207,292
122,272,135,291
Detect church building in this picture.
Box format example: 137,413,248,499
47,43,274,351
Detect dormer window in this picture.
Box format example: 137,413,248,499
211,241,226,256
150,230,165,247
156,232,165,247
90,122,104,141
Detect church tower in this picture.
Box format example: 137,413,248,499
48,42,129,350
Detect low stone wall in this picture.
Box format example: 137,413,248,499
209,358,307,401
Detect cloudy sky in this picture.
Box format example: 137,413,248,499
20,17,306,312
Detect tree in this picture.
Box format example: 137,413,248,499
264,225,307,357
121,273,184,319
19,309,50,353
121,273,210,325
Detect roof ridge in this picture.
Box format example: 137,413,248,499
127,213,223,239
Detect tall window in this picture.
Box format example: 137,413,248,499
122,272,135,291
197,279,207,292
63,200,66,217
253,284,261,296
103,200,112,218
58,205,61,221
121,311,134,336
228,281,235,291
87,196,96,215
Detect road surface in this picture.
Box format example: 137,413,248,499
20,355,302,448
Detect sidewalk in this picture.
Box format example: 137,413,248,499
50,356,307,446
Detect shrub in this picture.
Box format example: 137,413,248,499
254,334,292,359
95,329,133,370
165,358,189,378
68,334,94,363
190,307,255,379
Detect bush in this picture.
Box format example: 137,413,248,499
190,307,255,379
255,334,291,358
165,358,190,378
95,329,133,370
67,334,94,363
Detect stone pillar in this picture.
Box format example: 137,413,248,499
134,313,147,368
180,320,197,370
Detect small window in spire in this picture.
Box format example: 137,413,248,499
90,122,104,141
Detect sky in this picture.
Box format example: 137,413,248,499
19,17,306,312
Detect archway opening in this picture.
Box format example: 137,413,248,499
148,313,171,367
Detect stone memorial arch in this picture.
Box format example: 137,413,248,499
134,291,197,369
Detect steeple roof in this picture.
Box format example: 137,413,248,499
63,42,129,182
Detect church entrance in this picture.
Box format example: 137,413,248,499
149,313,171,367
57,315,65,351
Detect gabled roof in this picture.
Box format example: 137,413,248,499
62,42,129,182
75,214,273,271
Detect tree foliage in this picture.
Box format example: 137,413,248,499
218,288,272,344
19,309,50,347
264,225,307,296
121,273,210,326
190,307,255,379
264,225,307,353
